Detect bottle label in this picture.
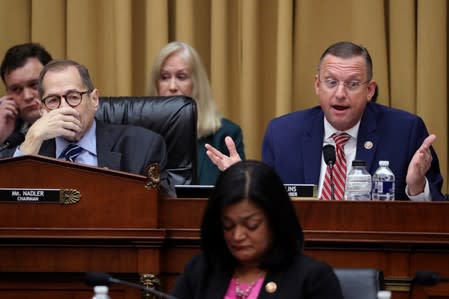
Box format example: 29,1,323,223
347,181,371,191
373,181,395,200
375,181,394,193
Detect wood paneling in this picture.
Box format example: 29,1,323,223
1,156,449,298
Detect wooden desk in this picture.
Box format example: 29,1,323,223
0,156,160,299
1,156,448,298
159,199,449,299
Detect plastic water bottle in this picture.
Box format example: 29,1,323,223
92,286,111,299
372,160,395,201
345,160,371,200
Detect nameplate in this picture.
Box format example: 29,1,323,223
0,188,81,204
284,184,317,199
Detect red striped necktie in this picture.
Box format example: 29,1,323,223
321,133,350,200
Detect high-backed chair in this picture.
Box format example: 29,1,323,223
96,96,197,185
333,268,384,299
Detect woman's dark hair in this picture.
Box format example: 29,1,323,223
200,160,304,272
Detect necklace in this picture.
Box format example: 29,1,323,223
235,277,258,299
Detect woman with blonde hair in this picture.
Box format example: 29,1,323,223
148,41,245,185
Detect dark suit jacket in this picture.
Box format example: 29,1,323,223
38,120,175,197
262,102,444,200
0,120,28,159
172,253,343,299
197,118,245,185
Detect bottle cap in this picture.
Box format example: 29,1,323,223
379,160,389,167
94,286,109,294
377,290,392,299
352,160,365,166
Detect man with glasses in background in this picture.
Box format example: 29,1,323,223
15,59,175,197
206,41,444,201
0,43,52,155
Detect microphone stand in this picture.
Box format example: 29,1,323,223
109,277,177,299
413,271,449,286
85,272,178,299
0,143,10,152
322,144,336,201
329,162,335,201
0,131,25,153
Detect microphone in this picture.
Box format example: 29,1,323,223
413,271,449,286
0,131,25,152
85,272,178,299
323,144,336,200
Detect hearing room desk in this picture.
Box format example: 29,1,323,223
160,199,449,299
0,156,448,299
1,198,449,299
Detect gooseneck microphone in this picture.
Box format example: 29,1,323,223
0,131,25,152
412,271,449,286
323,144,336,200
85,272,178,299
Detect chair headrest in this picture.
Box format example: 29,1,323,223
333,268,385,299
96,96,198,185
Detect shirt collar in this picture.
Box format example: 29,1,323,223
56,120,97,157
323,117,360,141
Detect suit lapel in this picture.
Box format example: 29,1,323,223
204,269,231,299
355,103,379,171
197,139,207,182
39,139,56,157
95,121,122,170
302,110,325,184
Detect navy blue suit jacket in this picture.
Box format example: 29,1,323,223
262,102,444,200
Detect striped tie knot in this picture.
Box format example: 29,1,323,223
333,132,350,149
60,143,83,162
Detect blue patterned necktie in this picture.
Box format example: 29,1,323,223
60,143,83,162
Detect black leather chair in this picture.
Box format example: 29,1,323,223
333,268,384,299
95,96,198,185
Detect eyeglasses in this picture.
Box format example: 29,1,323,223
320,78,370,92
42,90,90,110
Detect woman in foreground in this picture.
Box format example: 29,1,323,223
172,160,343,299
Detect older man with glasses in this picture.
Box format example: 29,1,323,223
206,41,444,201
14,59,175,197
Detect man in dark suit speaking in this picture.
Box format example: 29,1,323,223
206,41,444,201
15,59,175,197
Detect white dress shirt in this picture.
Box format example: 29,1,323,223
56,120,98,166
317,117,430,201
